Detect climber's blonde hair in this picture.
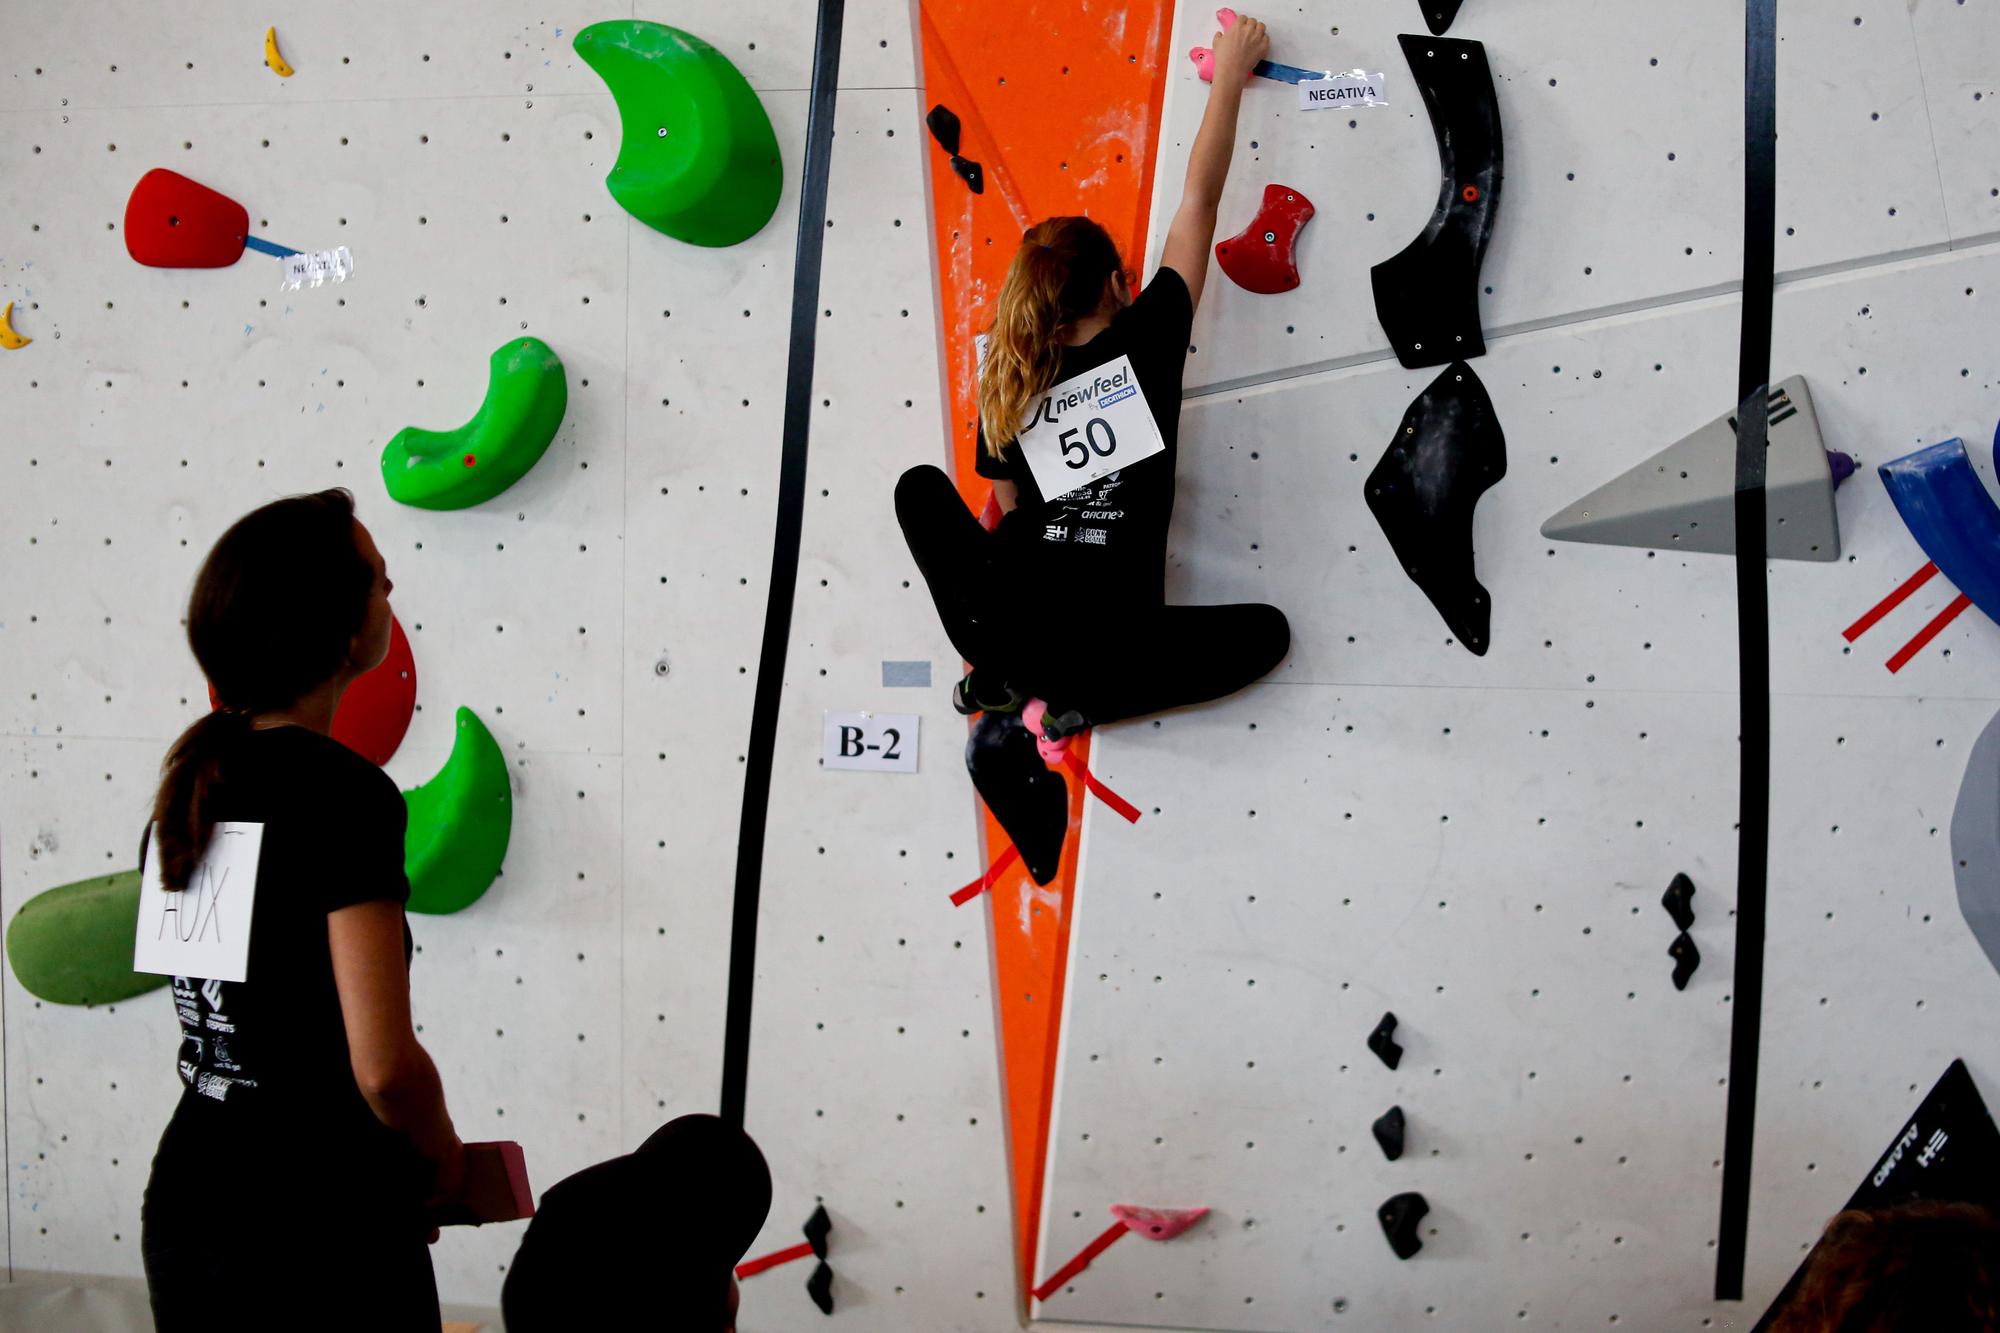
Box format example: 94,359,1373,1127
978,216,1125,458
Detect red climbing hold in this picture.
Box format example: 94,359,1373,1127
124,169,252,269
205,613,417,766
1214,183,1315,294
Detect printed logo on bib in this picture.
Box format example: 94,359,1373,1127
134,821,264,984
1015,354,1166,503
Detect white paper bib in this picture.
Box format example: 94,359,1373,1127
1015,354,1166,502
134,822,264,983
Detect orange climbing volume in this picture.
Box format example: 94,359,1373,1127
917,0,1178,1306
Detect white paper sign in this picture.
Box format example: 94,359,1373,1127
823,712,920,773
1298,71,1388,110
281,246,353,291
134,822,264,982
1015,354,1166,502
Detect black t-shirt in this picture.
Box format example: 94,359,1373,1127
143,723,425,1206
975,267,1195,607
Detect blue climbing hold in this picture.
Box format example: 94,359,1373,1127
1878,434,2000,635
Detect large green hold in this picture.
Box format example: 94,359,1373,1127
6,869,169,1006
381,337,567,511
403,706,512,915
574,20,783,246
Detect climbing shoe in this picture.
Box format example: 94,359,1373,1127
952,668,1027,718
1037,705,1091,741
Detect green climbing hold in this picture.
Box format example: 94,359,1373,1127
574,20,783,247
6,869,169,1006
381,337,567,511
403,706,512,915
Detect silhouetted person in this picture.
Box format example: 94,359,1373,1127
503,1114,773,1331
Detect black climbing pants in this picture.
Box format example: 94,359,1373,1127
895,464,1290,727
141,1097,442,1333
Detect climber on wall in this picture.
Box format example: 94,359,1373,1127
896,14,1289,781
137,489,468,1333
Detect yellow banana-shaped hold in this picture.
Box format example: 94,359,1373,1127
264,26,294,78
0,302,28,350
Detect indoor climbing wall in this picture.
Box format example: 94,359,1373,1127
0,2,1026,1325
1033,0,2000,1330
3,2,1999,1331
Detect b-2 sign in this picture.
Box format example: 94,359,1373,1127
823,711,920,774
1014,354,1166,502
134,821,265,982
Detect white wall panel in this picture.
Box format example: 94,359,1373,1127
1148,0,1953,393
1042,153,2000,1333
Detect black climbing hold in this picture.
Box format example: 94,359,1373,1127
1365,361,1507,654
1368,1012,1403,1070
1662,872,1696,932
1752,1060,2000,1329
925,103,986,195
1370,35,1502,368
803,1202,832,1260
1423,0,1467,35
1669,931,1700,991
1373,1105,1407,1161
965,710,1069,886
1379,1191,1430,1259
806,1259,834,1315
924,104,961,153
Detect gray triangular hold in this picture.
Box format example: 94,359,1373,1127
1540,376,1844,561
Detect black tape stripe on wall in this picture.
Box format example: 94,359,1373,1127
1715,0,1778,1300
720,0,846,1129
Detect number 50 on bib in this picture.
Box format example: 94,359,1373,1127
1014,354,1167,502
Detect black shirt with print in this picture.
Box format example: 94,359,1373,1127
142,723,426,1205
975,266,1195,607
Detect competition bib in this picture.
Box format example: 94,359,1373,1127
1015,354,1166,502
134,821,264,983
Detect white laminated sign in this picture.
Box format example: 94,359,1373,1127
1298,71,1388,111
1014,354,1166,503
134,821,264,983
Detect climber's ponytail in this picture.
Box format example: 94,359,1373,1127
977,216,1124,457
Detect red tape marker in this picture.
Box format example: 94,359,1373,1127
1032,1221,1127,1302
1063,750,1140,823
951,843,1020,906
736,1240,814,1279
1843,561,1938,642
1885,592,1972,674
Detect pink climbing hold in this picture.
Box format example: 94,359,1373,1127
1022,697,1071,765
1112,1203,1209,1241
1188,8,1244,83
1033,1202,1210,1302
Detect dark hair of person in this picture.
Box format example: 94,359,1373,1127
1771,1199,2000,1333
146,488,373,891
